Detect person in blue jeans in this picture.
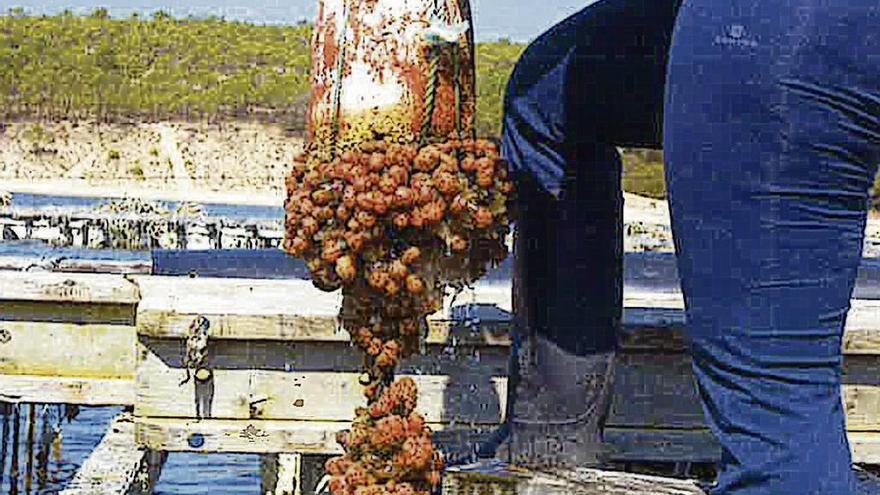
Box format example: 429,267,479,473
496,0,880,493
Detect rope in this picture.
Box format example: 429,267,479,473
420,47,440,146
453,46,462,141
330,0,351,158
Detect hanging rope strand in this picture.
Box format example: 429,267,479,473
420,48,440,145
330,0,351,158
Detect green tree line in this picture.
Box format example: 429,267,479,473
0,10,313,125
0,10,522,134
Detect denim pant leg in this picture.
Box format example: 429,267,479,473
664,0,880,493
502,0,680,357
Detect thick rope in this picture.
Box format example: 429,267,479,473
330,0,351,158
453,47,462,141
420,48,440,146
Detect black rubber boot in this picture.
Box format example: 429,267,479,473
496,333,617,468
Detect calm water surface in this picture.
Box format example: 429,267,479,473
0,405,262,494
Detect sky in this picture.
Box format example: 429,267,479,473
2,0,592,42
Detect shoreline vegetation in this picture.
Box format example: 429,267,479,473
0,8,519,136
0,9,874,206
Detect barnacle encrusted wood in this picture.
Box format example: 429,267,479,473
284,1,513,494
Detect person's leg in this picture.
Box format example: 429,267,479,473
498,0,681,466
664,0,880,492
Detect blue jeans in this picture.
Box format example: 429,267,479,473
503,0,880,492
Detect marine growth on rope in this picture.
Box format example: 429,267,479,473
284,1,513,493
284,136,512,495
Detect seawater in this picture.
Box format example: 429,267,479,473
11,193,283,221
0,406,261,494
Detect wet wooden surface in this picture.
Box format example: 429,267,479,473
443,461,880,495
59,413,165,495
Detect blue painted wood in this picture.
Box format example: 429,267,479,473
152,249,880,301
152,249,310,279
4,240,880,300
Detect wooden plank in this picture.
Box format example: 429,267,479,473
603,428,719,463
620,294,880,355
134,416,501,454
446,462,880,495
129,416,880,466
442,461,705,495
0,256,151,275
133,276,342,319
132,276,880,353
846,327,880,355
136,336,508,374
132,275,510,318
607,353,880,431
135,417,346,453
59,413,165,495
134,339,880,432
55,258,151,275
0,269,870,351
0,270,139,305
134,275,512,345
607,354,703,429
128,280,664,344
137,309,510,346
261,453,303,495
135,339,507,423
1,300,136,325
852,432,880,465
0,321,135,379
604,427,880,466
0,375,134,405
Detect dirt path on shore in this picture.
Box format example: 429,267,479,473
0,120,303,200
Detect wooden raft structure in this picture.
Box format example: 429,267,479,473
0,209,284,249
4,262,880,492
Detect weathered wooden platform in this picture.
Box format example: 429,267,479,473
443,461,880,495
0,209,283,250
59,413,165,495
6,267,880,461
444,461,706,495
5,254,880,492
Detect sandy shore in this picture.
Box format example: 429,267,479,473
4,119,880,255
0,120,303,201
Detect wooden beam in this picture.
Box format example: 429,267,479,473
0,375,134,406
605,353,880,432
1,300,136,325
135,338,507,423
132,275,880,354
261,453,303,495
442,461,705,495
603,427,880,466
54,259,151,275
0,256,151,275
59,413,165,495
134,275,511,345
135,417,343,454
0,321,135,379
0,271,139,305
444,460,880,494
132,337,880,431
134,417,501,454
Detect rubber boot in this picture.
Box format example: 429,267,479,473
497,333,617,468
